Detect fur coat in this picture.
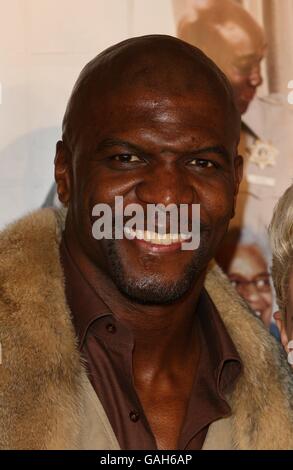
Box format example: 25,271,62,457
1,208,293,449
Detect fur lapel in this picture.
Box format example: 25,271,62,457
0,208,85,448
205,267,293,449
0,208,293,449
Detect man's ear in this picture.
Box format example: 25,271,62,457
274,310,289,352
54,140,71,207
231,154,243,218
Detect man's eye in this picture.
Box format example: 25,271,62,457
188,159,214,169
113,154,141,163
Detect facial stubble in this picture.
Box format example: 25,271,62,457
103,230,212,305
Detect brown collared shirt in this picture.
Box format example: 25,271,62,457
60,238,242,450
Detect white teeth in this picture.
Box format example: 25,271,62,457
123,227,191,245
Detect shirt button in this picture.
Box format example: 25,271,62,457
106,323,116,334
129,410,140,423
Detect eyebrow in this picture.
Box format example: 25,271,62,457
189,145,230,161
95,138,230,162
96,138,146,156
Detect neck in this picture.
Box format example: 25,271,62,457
64,224,206,378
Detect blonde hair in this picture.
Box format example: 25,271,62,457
269,183,293,314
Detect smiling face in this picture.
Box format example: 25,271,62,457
226,244,272,327
56,36,242,304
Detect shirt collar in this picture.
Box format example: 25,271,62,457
178,289,242,447
197,288,242,398
60,236,111,349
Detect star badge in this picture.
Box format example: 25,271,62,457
247,139,278,170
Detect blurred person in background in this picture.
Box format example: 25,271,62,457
269,183,293,363
178,0,265,115
177,0,293,332
216,227,279,339
177,0,292,233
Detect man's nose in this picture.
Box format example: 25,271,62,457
135,164,195,206
249,65,263,88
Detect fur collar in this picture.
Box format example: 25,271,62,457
0,208,293,449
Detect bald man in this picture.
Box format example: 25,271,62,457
177,0,269,211
43,0,265,207
178,0,266,115
1,35,293,450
